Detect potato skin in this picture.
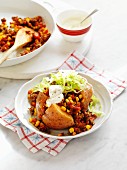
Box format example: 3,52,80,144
42,104,74,130
36,92,48,119
81,83,93,111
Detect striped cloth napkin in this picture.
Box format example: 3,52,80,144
0,51,126,156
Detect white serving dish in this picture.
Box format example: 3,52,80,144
0,0,55,67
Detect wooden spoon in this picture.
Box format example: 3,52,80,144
0,27,34,65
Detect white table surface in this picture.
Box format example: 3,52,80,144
0,0,127,170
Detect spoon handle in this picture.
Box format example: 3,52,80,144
0,45,16,64
81,9,98,24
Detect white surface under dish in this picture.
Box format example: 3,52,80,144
0,0,55,67
15,71,113,139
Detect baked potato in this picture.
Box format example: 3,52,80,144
36,92,74,129
81,83,93,111
42,104,74,130
36,92,48,119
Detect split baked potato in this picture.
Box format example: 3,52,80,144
42,104,74,129
35,83,93,130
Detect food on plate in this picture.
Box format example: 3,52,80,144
0,16,51,56
42,103,75,129
28,70,103,136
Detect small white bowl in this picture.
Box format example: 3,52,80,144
15,71,113,140
56,9,92,42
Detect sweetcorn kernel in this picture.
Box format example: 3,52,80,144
61,106,66,112
26,47,31,51
35,120,40,127
34,108,37,116
7,41,10,46
26,17,30,22
76,97,79,102
10,23,14,28
70,99,73,103
29,117,33,123
18,18,22,22
86,125,92,130
67,109,70,113
8,37,11,41
65,99,69,103
69,127,74,133
4,24,8,28
68,96,72,100
79,94,82,99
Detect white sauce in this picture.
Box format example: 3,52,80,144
62,16,90,30
46,85,64,107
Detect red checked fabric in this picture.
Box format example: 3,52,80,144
0,51,126,156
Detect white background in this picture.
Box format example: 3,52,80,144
0,0,127,170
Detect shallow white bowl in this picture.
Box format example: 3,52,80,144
0,0,55,67
15,71,113,139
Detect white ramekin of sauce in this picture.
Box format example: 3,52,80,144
56,9,92,42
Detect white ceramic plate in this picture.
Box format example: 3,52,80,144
15,71,113,139
0,0,55,67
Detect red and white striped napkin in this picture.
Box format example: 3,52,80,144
0,51,126,156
